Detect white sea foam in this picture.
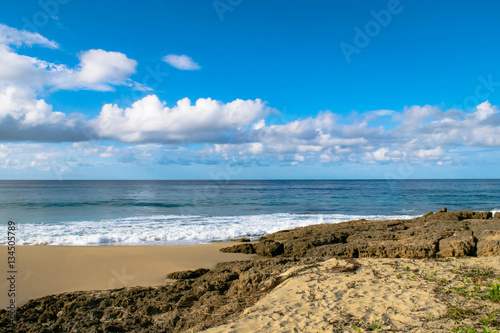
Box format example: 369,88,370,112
6,213,417,246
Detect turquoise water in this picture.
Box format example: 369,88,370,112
1,180,498,245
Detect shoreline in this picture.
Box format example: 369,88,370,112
1,210,499,332
0,243,254,308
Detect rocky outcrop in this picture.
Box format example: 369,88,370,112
437,230,476,257
424,210,492,221
230,238,251,242
221,210,499,259
0,257,325,333
166,268,210,280
254,240,284,256
476,230,500,256
221,243,255,254
221,240,285,256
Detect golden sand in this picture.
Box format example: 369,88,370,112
0,244,253,307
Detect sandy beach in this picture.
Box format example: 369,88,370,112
0,244,253,307
1,211,499,332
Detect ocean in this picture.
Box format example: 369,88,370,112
1,179,499,246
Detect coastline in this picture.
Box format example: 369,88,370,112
1,210,499,332
0,243,254,307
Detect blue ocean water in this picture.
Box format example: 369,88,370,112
1,180,499,245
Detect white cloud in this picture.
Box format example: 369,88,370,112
162,54,200,70
0,45,62,89
475,101,496,121
0,85,69,127
294,154,305,162
0,143,66,172
0,144,11,158
0,23,58,49
0,24,140,92
372,147,391,161
4,98,500,174
0,25,143,142
0,85,90,142
413,146,445,160
99,146,120,158
248,142,265,154
437,160,452,166
83,98,500,167
74,49,138,91
320,152,342,164
362,148,404,163
371,110,394,117
189,100,500,167
3,92,500,168
93,95,272,143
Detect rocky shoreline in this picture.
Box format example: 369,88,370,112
222,209,500,258
1,209,499,332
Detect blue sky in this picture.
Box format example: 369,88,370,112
0,0,500,179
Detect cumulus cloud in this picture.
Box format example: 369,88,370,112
413,146,445,160
0,24,140,92
2,99,500,176
162,54,200,70
0,85,91,142
0,24,143,142
5,87,500,169
0,47,139,92
191,100,500,167
93,95,273,143
73,49,138,91
0,45,61,89
0,85,64,127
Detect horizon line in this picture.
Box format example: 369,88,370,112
1,178,499,181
